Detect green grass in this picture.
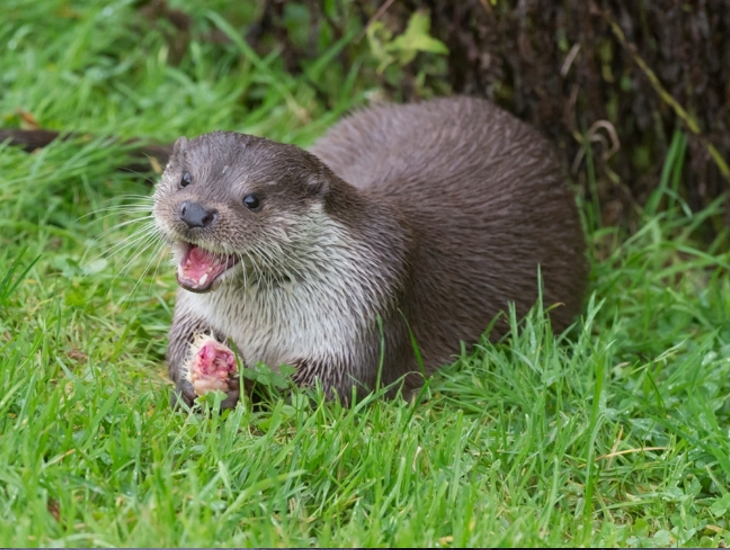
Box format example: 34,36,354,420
2,1,730,547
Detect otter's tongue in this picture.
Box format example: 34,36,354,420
177,245,237,293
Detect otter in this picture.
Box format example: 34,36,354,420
151,96,587,408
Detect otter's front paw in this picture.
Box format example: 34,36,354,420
180,335,241,409
171,378,197,409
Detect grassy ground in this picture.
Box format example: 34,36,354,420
2,1,730,547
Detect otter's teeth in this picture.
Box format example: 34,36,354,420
199,273,209,286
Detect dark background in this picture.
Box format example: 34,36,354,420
105,0,730,234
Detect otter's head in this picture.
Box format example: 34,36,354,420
153,131,334,293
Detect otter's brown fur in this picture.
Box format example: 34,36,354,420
153,96,587,407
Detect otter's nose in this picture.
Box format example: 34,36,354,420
179,201,217,228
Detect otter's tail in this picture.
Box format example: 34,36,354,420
0,129,65,152
0,128,172,176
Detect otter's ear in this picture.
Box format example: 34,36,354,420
172,136,188,158
306,165,332,196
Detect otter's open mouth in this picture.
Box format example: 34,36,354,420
176,242,239,293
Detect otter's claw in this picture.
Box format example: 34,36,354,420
171,379,197,409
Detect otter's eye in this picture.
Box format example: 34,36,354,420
180,171,192,188
243,194,260,210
